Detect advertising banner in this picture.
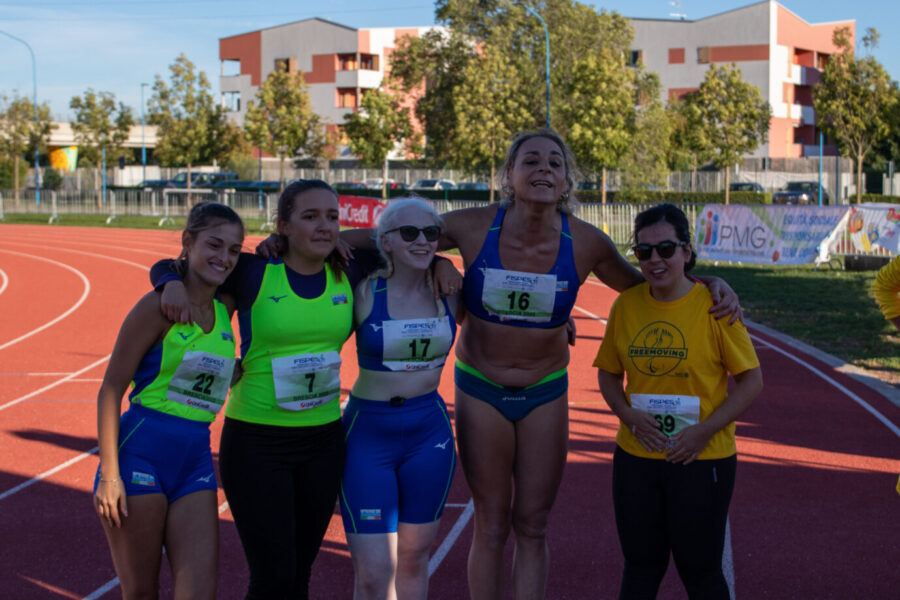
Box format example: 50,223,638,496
339,195,386,228
842,203,900,254
694,204,848,265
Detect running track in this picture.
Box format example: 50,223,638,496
0,224,897,599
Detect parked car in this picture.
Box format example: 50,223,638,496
772,181,830,205
333,181,367,190
140,179,175,189
170,171,239,188
729,182,764,193
411,179,455,190
212,180,281,193
456,182,490,191
363,178,408,190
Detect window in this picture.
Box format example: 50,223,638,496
627,49,643,67
337,88,357,108
359,54,380,71
697,46,710,64
338,54,357,70
668,48,685,64
222,91,240,112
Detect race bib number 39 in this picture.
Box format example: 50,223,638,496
272,351,341,411
382,317,452,371
167,351,235,414
482,268,556,322
630,393,701,437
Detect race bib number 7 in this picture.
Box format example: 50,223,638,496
272,351,341,411
630,393,701,437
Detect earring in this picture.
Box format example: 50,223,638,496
559,192,570,203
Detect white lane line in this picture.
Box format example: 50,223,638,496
751,333,900,439
0,355,110,412
724,518,735,599
574,305,607,324
0,446,98,502
0,267,8,297
83,577,119,600
429,498,474,577
0,249,90,352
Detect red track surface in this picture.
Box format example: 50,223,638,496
1,224,898,599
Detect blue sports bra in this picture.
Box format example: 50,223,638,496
356,278,457,372
462,204,580,328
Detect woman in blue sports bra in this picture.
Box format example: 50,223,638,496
341,129,741,599
340,197,463,600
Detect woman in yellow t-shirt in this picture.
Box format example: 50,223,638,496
594,203,763,599
871,256,900,496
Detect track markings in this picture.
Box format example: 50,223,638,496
0,355,110,412
0,249,90,351
0,268,8,297
0,446,98,502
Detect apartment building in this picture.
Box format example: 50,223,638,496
219,1,853,161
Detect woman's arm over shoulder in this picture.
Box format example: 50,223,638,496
438,204,499,253
569,218,643,291
353,277,375,330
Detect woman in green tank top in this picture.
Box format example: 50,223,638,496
94,202,244,599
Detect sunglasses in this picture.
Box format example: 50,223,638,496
386,225,441,242
632,240,687,260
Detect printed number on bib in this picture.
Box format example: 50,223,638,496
381,317,452,371
482,268,556,322
272,351,341,411
630,394,700,438
167,351,235,414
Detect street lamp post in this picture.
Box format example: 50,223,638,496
141,83,149,185
522,6,550,127
0,30,40,205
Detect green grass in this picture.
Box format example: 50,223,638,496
691,262,900,381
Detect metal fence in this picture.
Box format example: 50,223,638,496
0,190,887,262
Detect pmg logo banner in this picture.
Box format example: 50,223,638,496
695,204,848,265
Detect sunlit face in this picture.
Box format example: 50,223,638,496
184,221,244,287
278,188,340,262
507,136,569,204
635,221,692,297
381,207,439,272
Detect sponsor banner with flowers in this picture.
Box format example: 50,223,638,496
338,195,386,228
842,203,900,255
694,204,848,265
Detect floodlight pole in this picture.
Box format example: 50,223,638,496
141,83,149,185
0,30,40,204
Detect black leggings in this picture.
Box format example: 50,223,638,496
219,417,345,600
612,447,737,600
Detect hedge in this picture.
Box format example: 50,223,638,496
573,190,771,205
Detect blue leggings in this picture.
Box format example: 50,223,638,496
340,391,456,534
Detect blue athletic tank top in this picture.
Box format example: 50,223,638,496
462,204,580,328
356,277,457,372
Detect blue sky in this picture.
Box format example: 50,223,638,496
1,1,896,121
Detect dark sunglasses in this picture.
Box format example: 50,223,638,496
632,240,687,260
386,225,441,242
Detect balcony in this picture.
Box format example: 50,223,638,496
335,69,383,89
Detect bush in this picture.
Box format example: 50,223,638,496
227,154,262,181
861,193,900,204
41,168,63,190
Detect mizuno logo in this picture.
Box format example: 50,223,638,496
196,473,214,483
369,323,383,332
434,438,451,450
177,332,192,341
269,295,287,303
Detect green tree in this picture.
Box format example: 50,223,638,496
685,63,771,204
203,106,251,168
815,27,898,203
342,88,416,199
148,54,215,191
244,68,323,191
0,93,54,202
556,46,634,203
448,43,533,200
621,73,671,198
69,89,134,206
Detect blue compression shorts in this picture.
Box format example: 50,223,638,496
454,360,568,422
340,391,456,534
93,404,217,502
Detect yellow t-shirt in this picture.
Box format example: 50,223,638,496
872,255,900,320
593,282,760,460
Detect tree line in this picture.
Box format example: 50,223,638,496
1,0,898,204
